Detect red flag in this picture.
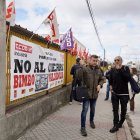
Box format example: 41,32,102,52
85,52,88,60
43,9,59,44
44,35,51,41
78,48,82,58
6,0,15,26
73,42,78,56
69,48,73,55
83,48,87,59
87,54,91,61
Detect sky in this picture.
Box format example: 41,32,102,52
6,0,140,64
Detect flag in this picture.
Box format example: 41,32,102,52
78,48,82,58
73,42,78,55
44,35,51,42
69,48,74,55
85,52,88,60
87,53,91,61
83,48,87,59
6,0,15,26
43,9,59,43
60,28,74,50
84,51,88,60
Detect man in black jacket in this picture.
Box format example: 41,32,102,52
69,58,81,104
109,56,131,133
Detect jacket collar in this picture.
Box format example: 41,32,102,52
88,64,99,70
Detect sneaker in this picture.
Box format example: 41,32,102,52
79,102,82,105
81,127,87,136
104,98,108,101
110,126,119,133
90,122,95,129
69,102,72,105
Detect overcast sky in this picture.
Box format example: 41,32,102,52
6,0,140,64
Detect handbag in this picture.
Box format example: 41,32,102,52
74,70,89,102
72,67,89,102
129,77,140,94
75,86,89,102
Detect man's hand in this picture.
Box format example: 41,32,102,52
97,85,101,93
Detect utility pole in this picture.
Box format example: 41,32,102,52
0,0,6,118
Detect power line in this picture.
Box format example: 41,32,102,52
85,0,104,49
85,0,106,61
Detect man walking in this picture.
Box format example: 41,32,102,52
69,58,81,104
109,56,131,133
76,55,104,136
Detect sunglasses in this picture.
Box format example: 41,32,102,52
93,60,98,62
114,59,120,62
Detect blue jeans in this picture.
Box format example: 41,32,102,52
106,81,110,99
81,99,97,128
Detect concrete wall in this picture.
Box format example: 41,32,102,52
0,0,6,140
0,0,6,118
0,85,71,140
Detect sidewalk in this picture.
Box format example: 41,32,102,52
18,85,132,140
127,94,140,139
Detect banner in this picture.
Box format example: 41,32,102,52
10,36,64,101
60,28,74,50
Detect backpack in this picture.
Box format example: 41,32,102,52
129,77,140,94
124,66,140,94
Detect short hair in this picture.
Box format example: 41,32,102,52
76,58,81,63
131,68,137,75
115,56,123,61
90,55,98,59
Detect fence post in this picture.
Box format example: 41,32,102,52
0,0,6,118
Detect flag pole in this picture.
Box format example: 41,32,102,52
29,22,44,40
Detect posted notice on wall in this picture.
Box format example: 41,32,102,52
10,36,64,101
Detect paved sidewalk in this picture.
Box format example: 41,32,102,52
18,86,131,140
127,94,140,139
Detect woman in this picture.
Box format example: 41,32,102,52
129,67,138,111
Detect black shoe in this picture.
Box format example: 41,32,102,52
81,127,87,136
104,98,108,101
110,126,119,133
90,122,95,129
118,123,123,128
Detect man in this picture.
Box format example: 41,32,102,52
104,65,112,100
76,55,104,136
69,58,81,104
129,66,138,111
109,56,131,133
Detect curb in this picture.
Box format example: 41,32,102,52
124,121,133,140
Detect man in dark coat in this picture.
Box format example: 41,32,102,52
76,55,104,136
109,56,131,133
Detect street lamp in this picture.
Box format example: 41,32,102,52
119,45,128,56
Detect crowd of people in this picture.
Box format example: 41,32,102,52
69,55,139,137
